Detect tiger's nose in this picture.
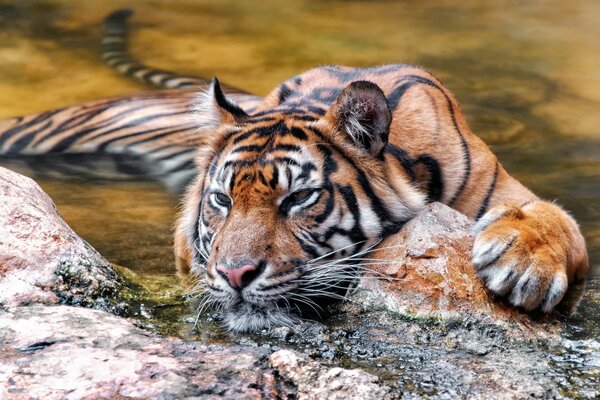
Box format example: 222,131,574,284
216,263,261,289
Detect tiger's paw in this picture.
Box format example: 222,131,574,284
471,204,570,313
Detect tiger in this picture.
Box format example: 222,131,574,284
0,9,589,332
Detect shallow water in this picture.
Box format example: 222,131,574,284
0,0,598,394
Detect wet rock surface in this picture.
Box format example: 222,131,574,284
227,302,598,399
0,167,123,310
239,310,567,399
269,349,390,399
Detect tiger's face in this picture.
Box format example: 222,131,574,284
177,79,425,331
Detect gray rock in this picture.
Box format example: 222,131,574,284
269,349,391,400
0,167,123,309
0,305,283,399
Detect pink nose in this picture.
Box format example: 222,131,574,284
216,263,259,289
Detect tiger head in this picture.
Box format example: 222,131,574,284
176,78,426,332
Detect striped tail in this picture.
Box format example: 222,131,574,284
102,9,208,89
0,9,263,191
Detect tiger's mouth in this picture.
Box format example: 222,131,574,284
219,291,350,332
221,301,301,332
204,264,361,332
196,242,387,332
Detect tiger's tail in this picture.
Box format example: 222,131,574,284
0,9,262,191
102,8,209,89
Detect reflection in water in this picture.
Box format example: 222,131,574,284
0,0,598,368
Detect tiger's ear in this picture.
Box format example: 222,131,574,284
325,80,391,157
193,77,248,128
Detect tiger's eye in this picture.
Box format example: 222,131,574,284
287,189,314,205
213,192,231,207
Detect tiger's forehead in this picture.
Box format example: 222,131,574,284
211,160,319,195
208,118,324,193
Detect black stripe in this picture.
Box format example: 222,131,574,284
123,125,196,149
306,105,326,115
271,144,301,152
269,166,279,189
387,81,418,111
221,159,255,170
385,145,416,182
250,109,320,119
103,8,134,31
231,120,286,144
292,232,320,259
315,196,366,256
212,78,248,119
314,187,335,224
102,44,127,52
96,125,194,152
0,110,62,149
475,162,499,220
257,170,268,186
415,155,443,202
297,162,317,181
231,144,264,154
288,127,308,140
278,84,293,104
8,120,53,153
289,115,318,122
240,116,278,124
388,74,471,206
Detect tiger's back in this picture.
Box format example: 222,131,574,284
254,64,534,220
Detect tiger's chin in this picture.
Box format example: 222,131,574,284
221,302,300,332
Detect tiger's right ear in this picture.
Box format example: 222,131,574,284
192,77,248,128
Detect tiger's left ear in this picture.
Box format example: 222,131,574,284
192,77,248,129
324,80,391,157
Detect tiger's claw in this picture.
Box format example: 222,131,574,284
471,204,572,312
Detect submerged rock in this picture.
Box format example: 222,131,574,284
0,167,122,309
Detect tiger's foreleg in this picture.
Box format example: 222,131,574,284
398,78,590,312
471,173,589,312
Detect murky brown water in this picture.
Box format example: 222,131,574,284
0,0,598,390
